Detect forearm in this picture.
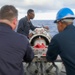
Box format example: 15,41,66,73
23,44,34,63
46,38,60,62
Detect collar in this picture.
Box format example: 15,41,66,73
0,22,12,29
64,24,74,30
25,16,31,22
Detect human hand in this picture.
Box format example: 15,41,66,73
43,26,49,30
28,33,33,39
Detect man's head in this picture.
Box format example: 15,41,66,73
54,7,75,32
27,9,35,19
0,5,18,30
56,19,74,32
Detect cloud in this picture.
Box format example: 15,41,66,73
0,0,75,12
0,0,75,20
23,0,63,12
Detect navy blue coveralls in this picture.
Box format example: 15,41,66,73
0,23,34,75
46,24,75,75
17,16,36,37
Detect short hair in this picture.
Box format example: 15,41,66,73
61,19,74,23
0,5,18,21
27,9,34,14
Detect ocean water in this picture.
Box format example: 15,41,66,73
31,20,75,37
16,20,75,37
31,20,58,37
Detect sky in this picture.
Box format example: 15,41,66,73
0,0,75,20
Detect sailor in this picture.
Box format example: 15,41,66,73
46,7,75,75
0,5,34,75
17,9,49,39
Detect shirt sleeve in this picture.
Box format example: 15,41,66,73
23,42,34,63
46,37,60,62
17,19,26,35
29,22,36,30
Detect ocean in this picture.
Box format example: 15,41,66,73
16,20,75,37
31,20,75,37
32,20,58,37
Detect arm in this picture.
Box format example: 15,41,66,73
46,38,60,62
23,42,34,63
29,21,36,30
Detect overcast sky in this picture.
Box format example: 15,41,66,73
0,0,75,20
